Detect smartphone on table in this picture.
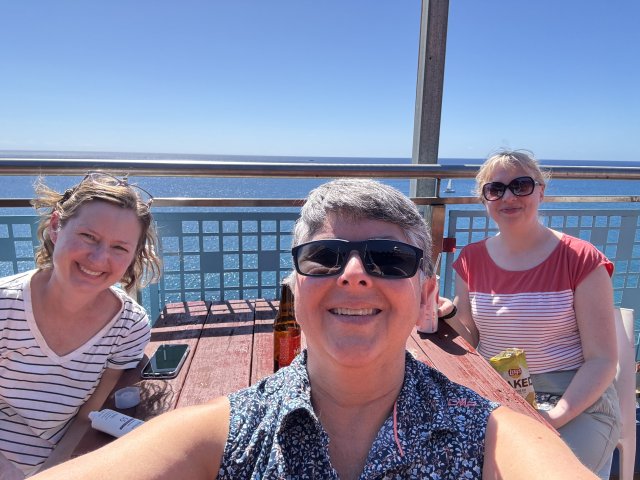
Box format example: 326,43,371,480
140,343,190,379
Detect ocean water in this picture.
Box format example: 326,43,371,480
1,154,639,214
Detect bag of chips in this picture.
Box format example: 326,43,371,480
489,348,537,408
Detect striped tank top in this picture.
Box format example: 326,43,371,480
453,234,613,374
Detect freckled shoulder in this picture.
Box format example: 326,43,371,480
484,407,597,479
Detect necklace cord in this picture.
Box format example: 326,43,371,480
393,399,404,457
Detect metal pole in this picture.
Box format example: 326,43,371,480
410,0,450,262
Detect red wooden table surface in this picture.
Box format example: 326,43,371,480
408,321,549,424
71,299,277,458
71,299,549,459
72,300,211,457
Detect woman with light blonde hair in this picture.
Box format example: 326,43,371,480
448,150,620,478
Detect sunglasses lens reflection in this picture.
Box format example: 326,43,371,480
367,242,419,277
296,242,343,276
511,177,535,195
483,183,506,200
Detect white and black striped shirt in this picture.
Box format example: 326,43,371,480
0,270,151,476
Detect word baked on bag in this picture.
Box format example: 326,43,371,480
489,348,537,408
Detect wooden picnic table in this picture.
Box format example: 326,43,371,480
71,298,548,458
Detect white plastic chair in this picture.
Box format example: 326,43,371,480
613,307,636,480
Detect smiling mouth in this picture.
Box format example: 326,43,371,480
78,264,103,277
330,308,381,316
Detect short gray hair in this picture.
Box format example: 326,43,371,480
288,178,432,281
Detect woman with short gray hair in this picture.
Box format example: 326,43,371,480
33,178,597,480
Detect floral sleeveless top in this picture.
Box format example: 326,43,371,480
218,351,498,479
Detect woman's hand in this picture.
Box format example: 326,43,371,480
536,403,570,429
436,296,455,318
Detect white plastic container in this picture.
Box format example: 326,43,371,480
114,386,141,409
88,409,144,438
416,274,440,333
417,253,442,334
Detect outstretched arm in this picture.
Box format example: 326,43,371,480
32,397,230,480
483,406,596,479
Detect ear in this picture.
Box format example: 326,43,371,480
538,184,545,202
49,212,61,244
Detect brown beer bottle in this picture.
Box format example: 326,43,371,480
273,283,301,371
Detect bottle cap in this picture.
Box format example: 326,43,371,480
114,386,141,409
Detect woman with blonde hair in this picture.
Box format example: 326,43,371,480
0,172,161,478
447,150,620,478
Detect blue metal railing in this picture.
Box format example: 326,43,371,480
1,158,639,354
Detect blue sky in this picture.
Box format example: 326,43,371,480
1,1,638,161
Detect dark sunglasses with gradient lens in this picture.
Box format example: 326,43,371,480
481,176,540,201
292,239,424,279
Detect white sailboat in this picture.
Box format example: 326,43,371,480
445,179,455,193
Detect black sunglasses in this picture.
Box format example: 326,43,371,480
481,176,540,201
292,239,424,279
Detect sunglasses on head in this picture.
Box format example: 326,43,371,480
481,176,540,201
292,239,424,279
80,171,154,206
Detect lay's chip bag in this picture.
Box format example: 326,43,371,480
489,348,537,408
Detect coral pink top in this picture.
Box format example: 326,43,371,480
453,234,613,374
